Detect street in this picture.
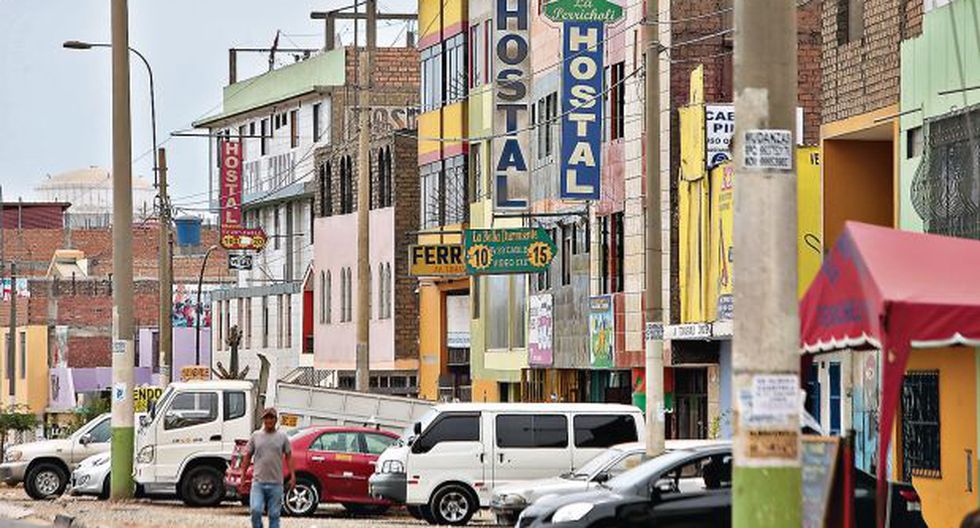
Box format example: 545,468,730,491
0,488,498,528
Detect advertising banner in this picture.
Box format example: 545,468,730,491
705,104,804,168
133,385,163,413
219,140,243,228
172,284,213,328
560,20,604,200
464,228,556,275
409,244,465,276
707,163,734,322
493,0,531,211
589,295,614,368
528,294,554,366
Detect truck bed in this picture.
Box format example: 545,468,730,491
274,382,434,433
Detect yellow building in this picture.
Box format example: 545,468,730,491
0,326,50,415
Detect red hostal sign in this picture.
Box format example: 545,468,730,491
219,140,243,228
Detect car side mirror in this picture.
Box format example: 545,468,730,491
139,415,151,428
593,472,611,483
413,422,421,435
78,433,93,446
653,478,675,495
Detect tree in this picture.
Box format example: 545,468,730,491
0,405,37,460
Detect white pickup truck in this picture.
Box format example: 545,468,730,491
134,379,433,506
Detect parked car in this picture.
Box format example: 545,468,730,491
225,425,398,516
516,443,925,528
491,440,726,525
0,414,111,499
68,452,111,499
369,403,645,526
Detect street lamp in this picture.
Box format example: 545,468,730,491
196,245,219,366
63,40,159,185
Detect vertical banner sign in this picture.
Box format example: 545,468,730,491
589,295,614,368
560,21,603,200
219,140,243,228
493,0,531,211
528,294,554,366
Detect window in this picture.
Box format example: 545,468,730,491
901,370,941,480
536,93,558,160
420,45,444,111
273,206,281,249
412,414,480,454
86,417,112,443
469,143,484,203
340,155,354,214
261,296,269,347
284,294,292,347
320,162,333,217
837,0,865,45
483,20,492,84
609,61,625,141
224,391,246,421
260,118,269,156
380,147,392,207
445,33,467,104
496,414,568,448
276,295,284,348
613,213,624,292
907,126,924,159
312,102,322,142
829,362,842,435
245,298,252,348
608,452,645,477
561,224,572,286
363,433,396,455
18,331,25,379
325,271,332,323
319,271,327,324
420,161,442,228
469,23,483,89
806,363,821,424
377,266,385,320
445,156,468,224
487,275,526,349
311,431,359,453
164,392,219,430
659,454,733,493
574,415,638,448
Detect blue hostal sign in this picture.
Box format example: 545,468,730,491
560,20,603,200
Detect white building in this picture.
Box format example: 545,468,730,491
34,167,155,228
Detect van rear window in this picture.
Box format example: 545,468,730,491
573,415,638,448
496,414,568,448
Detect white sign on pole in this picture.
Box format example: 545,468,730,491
705,105,804,168
750,374,800,418
743,129,793,170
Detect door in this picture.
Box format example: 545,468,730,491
155,391,222,482
355,432,398,499
491,413,571,489
406,413,483,505
307,431,362,500
648,453,732,528
71,415,111,464
221,390,250,455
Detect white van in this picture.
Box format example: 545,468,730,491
368,403,644,526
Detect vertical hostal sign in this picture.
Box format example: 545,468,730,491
493,0,531,211
219,140,243,228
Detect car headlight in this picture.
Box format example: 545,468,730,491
4,450,22,463
136,445,154,464
551,503,595,523
93,456,110,467
381,460,404,473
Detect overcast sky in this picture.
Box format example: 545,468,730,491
0,0,415,206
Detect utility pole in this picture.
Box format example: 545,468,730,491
731,0,800,526
354,0,376,392
643,0,666,459
109,0,136,500
158,148,173,385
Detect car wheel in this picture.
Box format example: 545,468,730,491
99,476,110,500
180,466,225,507
429,484,477,526
283,478,319,516
342,503,390,516
25,463,68,500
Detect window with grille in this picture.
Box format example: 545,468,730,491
901,370,941,480
445,33,467,104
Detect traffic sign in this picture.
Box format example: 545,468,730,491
544,0,625,23
409,244,465,276
464,228,556,275
221,226,267,251
228,254,254,271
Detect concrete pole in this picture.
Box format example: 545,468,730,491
643,0,666,458
354,0,376,392
158,148,173,385
731,0,801,526
109,0,136,500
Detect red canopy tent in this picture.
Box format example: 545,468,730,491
800,221,980,524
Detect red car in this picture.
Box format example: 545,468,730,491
225,426,399,516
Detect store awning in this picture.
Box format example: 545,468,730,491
800,221,980,523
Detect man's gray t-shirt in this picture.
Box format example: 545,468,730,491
246,429,291,484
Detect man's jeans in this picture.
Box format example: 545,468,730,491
250,482,284,528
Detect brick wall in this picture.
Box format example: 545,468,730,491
821,0,922,124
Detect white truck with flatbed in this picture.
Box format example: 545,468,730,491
134,379,433,506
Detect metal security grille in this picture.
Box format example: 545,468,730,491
901,370,941,481
911,106,980,239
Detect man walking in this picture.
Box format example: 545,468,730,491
241,407,296,528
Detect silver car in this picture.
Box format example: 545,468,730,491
490,440,728,525
68,452,110,499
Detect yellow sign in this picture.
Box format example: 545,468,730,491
133,386,163,413
279,414,299,427
409,244,465,276
526,241,554,268
180,365,211,382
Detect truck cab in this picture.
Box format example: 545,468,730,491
135,380,255,506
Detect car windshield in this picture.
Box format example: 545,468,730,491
606,450,695,492
565,447,627,479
